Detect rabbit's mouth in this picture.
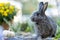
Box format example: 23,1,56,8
31,18,36,22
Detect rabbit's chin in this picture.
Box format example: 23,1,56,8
32,20,39,23
32,19,42,23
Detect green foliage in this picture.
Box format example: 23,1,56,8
3,18,21,33
54,17,60,39
4,18,35,35
48,4,54,8
20,22,28,31
56,19,60,26
20,19,34,33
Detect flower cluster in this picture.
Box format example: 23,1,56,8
0,2,17,24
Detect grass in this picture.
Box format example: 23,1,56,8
3,18,35,35
53,17,60,39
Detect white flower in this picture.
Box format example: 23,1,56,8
3,30,15,37
3,30,9,37
10,31,15,37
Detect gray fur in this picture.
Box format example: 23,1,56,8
31,2,57,39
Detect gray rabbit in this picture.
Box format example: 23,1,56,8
31,2,57,39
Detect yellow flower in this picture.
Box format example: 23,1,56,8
9,6,14,10
9,11,13,14
1,7,4,10
6,9,10,13
0,10,4,13
3,11,8,16
5,6,8,9
0,3,4,7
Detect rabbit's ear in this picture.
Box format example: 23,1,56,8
43,2,48,12
39,2,44,13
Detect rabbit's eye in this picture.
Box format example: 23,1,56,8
37,13,39,16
